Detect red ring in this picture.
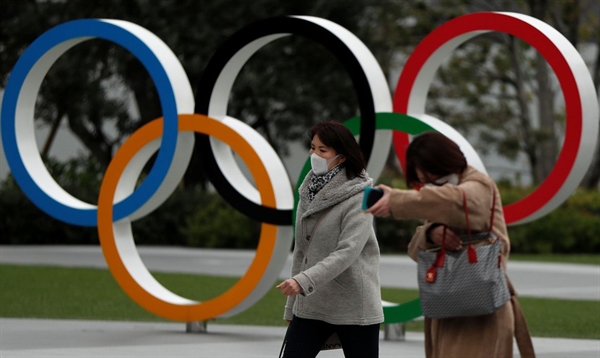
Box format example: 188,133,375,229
392,12,583,224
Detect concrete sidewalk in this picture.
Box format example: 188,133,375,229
1,318,599,358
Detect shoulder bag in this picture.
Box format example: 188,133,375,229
417,189,511,319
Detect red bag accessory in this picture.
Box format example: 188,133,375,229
426,227,447,283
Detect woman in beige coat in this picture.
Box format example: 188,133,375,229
367,131,535,358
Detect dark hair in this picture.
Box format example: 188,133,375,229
405,131,467,187
308,121,366,179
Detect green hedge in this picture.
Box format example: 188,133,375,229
0,178,260,249
0,157,259,249
0,160,598,254
0,158,100,245
505,188,600,253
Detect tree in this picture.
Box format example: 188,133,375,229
1,0,422,189
421,0,599,187
5,0,595,191
2,0,136,169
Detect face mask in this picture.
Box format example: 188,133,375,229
430,173,459,186
310,153,340,176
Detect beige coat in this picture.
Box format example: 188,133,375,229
389,166,535,358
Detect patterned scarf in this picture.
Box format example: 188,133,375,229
307,164,344,202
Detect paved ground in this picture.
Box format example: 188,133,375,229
1,245,599,357
1,318,599,358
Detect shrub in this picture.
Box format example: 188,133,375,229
181,192,261,249
1,157,598,254
0,167,99,245
506,188,600,254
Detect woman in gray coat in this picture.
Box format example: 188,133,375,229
276,121,384,358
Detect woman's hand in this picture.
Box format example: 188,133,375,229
276,278,302,296
366,184,393,217
429,225,462,251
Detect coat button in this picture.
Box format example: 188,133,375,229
308,286,314,292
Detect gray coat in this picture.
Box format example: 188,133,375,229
283,167,384,325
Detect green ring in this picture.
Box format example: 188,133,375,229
293,112,436,324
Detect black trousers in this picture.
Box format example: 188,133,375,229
282,316,380,358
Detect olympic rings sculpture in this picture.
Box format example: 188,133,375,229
1,12,597,322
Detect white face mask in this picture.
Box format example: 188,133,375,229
310,153,340,176
426,173,459,186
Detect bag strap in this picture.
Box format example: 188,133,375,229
506,276,536,357
460,188,497,264
426,187,497,281
460,190,477,263
459,187,497,232
488,188,497,232
279,325,290,358
437,226,447,267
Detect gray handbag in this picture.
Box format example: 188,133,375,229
417,189,510,319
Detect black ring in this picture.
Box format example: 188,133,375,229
194,16,377,225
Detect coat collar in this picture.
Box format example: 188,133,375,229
299,167,372,218
460,165,489,185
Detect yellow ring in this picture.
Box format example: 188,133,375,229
98,114,277,321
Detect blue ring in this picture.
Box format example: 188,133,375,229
1,19,179,226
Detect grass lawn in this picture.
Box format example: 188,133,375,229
0,264,598,339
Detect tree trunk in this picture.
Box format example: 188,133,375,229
508,35,538,183
529,0,558,184
65,110,112,169
41,110,65,158
580,34,600,189
534,52,558,183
